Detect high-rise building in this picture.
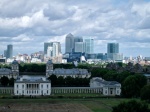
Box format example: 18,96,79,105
84,38,94,54
46,42,61,58
44,42,53,55
65,33,74,53
75,42,85,53
107,43,123,61
7,44,13,59
107,43,119,54
74,36,83,52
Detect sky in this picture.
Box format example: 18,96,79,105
0,0,150,57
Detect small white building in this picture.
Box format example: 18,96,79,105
14,75,51,96
90,77,121,96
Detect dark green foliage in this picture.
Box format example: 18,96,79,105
48,75,89,87
122,74,147,98
53,64,74,69
0,76,9,86
141,84,150,101
19,63,46,72
48,74,57,86
0,64,11,69
112,100,150,112
9,77,15,86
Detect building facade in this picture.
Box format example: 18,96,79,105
90,77,121,96
107,43,123,61
0,60,19,79
46,60,90,78
6,44,13,59
14,75,51,96
65,33,74,53
84,38,94,54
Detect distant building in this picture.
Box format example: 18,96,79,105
0,60,19,79
65,33,74,53
90,77,121,96
44,42,52,55
46,60,90,78
107,43,123,61
45,42,61,58
6,44,13,59
84,38,94,54
75,42,84,53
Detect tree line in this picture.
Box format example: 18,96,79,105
48,75,89,87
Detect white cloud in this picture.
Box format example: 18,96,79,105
0,0,150,56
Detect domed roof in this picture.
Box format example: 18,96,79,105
12,60,18,64
47,60,53,64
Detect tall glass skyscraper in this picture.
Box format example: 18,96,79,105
107,43,123,60
45,42,61,57
107,43,119,53
84,38,94,54
7,44,13,59
65,33,74,53
44,42,53,55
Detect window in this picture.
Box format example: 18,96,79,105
22,90,24,94
17,85,18,88
47,90,48,94
22,85,24,88
47,84,48,88
17,90,18,94
41,85,43,88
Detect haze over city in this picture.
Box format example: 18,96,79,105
0,0,150,57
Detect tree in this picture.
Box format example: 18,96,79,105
141,84,150,101
9,77,15,86
48,75,57,86
57,76,64,86
122,74,147,98
112,100,150,112
0,76,9,86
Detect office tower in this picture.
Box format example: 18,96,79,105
84,38,94,54
7,44,13,59
47,46,53,57
4,50,7,57
107,43,123,61
75,42,85,53
74,36,83,52
65,33,74,53
107,43,119,54
46,42,61,58
44,42,53,55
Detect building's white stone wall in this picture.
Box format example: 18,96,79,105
14,83,51,96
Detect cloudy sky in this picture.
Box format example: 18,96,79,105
0,0,150,57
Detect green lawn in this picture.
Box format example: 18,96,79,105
0,98,132,112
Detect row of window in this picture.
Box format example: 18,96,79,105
16,90,49,94
16,84,49,89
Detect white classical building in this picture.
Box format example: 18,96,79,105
90,77,121,96
14,75,51,96
46,60,90,78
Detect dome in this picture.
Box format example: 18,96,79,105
47,60,53,64
12,60,18,64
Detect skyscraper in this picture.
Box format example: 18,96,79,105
107,43,123,60
107,43,119,54
84,38,94,54
44,42,53,55
65,33,74,53
7,44,13,59
45,42,61,58
75,42,85,53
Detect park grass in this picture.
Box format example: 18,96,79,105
0,98,132,112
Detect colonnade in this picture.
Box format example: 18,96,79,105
0,87,103,94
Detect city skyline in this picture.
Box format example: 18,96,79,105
0,0,150,57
